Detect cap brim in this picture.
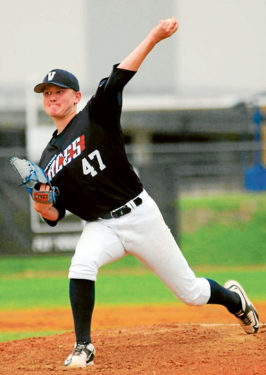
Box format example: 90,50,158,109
34,82,70,93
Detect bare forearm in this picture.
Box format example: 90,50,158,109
118,35,156,71
118,17,179,72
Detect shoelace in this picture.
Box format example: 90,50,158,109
236,310,252,325
72,344,86,356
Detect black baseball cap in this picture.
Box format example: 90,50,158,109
34,68,80,93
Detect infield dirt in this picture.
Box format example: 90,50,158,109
0,303,265,375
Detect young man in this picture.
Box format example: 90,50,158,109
33,18,259,368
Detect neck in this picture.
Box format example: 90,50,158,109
52,111,77,134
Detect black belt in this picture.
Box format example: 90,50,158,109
101,196,142,219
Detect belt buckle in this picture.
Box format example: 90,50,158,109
110,208,121,219
111,205,131,218
110,210,119,219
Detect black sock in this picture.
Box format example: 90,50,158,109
207,279,241,314
69,278,95,344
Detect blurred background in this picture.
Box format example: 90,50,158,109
0,0,265,255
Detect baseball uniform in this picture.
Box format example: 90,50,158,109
39,64,210,305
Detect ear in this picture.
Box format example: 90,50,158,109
74,91,82,105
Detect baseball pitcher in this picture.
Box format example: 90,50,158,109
13,17,259,368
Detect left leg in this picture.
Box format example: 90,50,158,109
208,279,259,334
69,279,95,344
115,192,259,333
117,193,211,305
65,220,126,368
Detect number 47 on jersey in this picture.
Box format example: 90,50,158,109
82,149,106,177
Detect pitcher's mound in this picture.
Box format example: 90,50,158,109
1,322,265,375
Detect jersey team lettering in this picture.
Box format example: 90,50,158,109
46,135,86,180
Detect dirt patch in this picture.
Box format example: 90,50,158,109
0,303,265,375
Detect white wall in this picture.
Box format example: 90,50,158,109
0,0,87,90
0,0,265,96
177,0,266,94
84,0,176,93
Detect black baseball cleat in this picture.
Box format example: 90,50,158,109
224,280,259,334
64,342,95,368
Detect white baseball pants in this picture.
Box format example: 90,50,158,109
68,190,210,306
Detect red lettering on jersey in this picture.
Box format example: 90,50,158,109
72,135,85,159
79,134,85,151
56,153,64,173
45,134,86,180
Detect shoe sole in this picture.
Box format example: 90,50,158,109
64,360,94,369
224,280,259,334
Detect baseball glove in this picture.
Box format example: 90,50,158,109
10,157,59,204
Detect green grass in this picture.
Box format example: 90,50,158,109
0,331,66,342
0,268,265,311
0,254,72,275
0,253,147,277
179,192,266,266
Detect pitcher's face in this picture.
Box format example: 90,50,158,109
42,84,81,119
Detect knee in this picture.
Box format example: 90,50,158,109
180,294,205,306
68,257,99,281
176,278,210,306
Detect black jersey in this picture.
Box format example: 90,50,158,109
39,65,143,225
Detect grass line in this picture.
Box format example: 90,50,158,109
0,331,67,342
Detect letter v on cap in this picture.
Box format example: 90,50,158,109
48,71,56,81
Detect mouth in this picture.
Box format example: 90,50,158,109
49,104,60,109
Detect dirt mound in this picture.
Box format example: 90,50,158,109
1,303,266,374
0,323,265,375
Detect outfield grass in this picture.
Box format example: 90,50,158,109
0,267,265,311
0,331,67,342
179,192,266,266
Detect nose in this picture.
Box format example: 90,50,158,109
49,94,57,102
